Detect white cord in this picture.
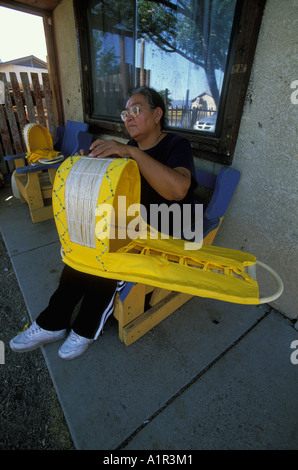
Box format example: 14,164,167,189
256,260,284,304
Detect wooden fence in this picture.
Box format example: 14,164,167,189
167,106,215,129
94,65,151,117
0,71,56,175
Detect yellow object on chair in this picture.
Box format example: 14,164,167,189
53,156,283,308
23,123,62,164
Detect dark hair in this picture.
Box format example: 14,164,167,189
129,86,167,130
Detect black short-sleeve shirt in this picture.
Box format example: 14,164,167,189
127,133,197,236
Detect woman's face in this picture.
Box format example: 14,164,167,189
124,93,162,141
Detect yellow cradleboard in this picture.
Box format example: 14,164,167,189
52,156,283,306
23,123,63,164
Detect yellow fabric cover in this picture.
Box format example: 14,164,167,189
23,123,61,164
53,156,260,305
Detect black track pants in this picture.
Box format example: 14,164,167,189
36,264,122,339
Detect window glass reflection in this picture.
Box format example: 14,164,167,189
87,0,237,133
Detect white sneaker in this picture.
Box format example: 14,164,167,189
58,330,93,360
10,321,67,353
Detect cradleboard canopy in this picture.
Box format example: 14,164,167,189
23,123,62,164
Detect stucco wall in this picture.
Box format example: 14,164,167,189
54,0,297,318
53,0,84,123
214,0,298,318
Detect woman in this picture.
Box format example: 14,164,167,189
10,87,197,360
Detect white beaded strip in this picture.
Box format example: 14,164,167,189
65,157,114,248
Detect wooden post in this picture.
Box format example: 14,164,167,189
42,73,56,137
31,73,46,127
20,72,35,123
9,72,27,150
140,40,145,86
0,73,23,154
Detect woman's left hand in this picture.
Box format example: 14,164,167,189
88,139,131,159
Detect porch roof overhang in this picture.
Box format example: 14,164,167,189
0,0,61,14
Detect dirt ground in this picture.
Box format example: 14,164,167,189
0,230,75,450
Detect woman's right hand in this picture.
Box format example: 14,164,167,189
88,139,132,159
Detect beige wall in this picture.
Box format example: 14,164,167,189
214,0,298,318
54,0,297,319
53,0,84,123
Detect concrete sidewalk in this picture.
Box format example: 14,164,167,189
1,187,298,450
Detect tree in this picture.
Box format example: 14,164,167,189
93,31,120,76
137,0,237,107
158,88,173,107
89,0,237,107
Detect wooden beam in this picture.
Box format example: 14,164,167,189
122,292,192,346
0,1,59,15
43,13,64,125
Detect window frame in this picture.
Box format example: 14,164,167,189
74,0,266,165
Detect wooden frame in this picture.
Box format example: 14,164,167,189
114,283,192,346
0,0,64,126
14,164,59,223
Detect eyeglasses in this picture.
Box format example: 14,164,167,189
120,105,152,122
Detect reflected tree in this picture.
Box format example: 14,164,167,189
89,0,237,107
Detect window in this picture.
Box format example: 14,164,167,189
75,0,266,163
